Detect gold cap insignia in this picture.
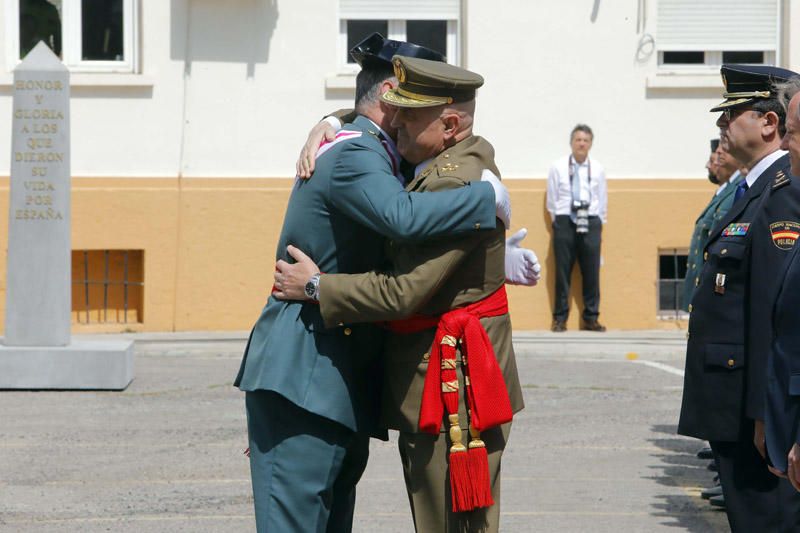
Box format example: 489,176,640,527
394,58,406,83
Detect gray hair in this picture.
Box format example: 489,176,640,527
774,77,800,119
570,124,593,142
355,64,396,113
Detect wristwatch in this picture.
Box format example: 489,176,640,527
304,273,321,301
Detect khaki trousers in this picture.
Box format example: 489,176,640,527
398,422,511,533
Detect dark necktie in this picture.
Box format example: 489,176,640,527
733,180,749,203
377,132,406,184
399,159,415,184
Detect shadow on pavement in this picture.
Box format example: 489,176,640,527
646,424,728,532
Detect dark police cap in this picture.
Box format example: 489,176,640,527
381,56,484,108
710,139,720,152
349,32,445,68
710,64,799,112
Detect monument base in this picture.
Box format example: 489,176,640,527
0,340,134,390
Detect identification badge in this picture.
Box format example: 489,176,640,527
722,223,750,237
715,273,727,295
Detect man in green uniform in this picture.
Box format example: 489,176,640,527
275,56,523,533
236,37,530,533
682,139,745,310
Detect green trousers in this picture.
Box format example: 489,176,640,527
245,391,370,533
398,422,511,533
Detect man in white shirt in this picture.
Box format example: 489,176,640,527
546,124,608,332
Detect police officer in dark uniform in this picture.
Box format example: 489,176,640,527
678,64,800,532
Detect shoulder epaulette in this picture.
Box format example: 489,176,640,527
773,169,791,190
433,151,459,177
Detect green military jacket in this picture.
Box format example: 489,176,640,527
319,135,525,432
682,172,743,311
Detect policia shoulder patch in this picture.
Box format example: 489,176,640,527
770,221,800,250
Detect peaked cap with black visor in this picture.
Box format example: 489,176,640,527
349,32,446,68
711,64,799,112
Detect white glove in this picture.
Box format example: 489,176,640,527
480,169,511,229
504,228,541,286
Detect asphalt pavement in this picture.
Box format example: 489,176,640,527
0,330,728,532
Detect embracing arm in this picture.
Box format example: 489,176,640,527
296,109,359,178
319,232,487,327
330,142,497,242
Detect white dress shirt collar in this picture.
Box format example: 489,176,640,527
571,156,590,168
745,150,787,188
415,158,435,178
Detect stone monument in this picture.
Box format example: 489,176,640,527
0,42,133,389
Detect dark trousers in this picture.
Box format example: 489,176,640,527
245,390,370,533
710,419,800,533
552,214,602,322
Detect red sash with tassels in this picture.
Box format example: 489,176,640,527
385,285,514,512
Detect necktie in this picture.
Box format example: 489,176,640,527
376,132,405,184
569,160,582,224
733,180,749,203
399,159,415,184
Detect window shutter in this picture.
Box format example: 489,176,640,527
657,0,778,51
339,0,460,20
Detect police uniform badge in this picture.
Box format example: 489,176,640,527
769,221,800,250
722,223,750,237
715,273,727,294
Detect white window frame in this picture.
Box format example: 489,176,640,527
338,15,460,73
338,19,459,72
658,50,777,71
655,0,782,73
5,0,139,73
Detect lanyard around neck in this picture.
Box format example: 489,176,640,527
569,155,591,185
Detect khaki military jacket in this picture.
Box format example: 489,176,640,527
319,135,525,432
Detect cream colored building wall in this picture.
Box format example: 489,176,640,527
0,2,794,332
0,177,710,332
1,1,793,178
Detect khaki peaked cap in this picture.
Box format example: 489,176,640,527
381,56,484,108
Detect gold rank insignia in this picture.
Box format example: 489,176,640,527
440,163,459,172
773,171,791,190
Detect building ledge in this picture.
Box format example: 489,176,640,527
646,72,722,90
325,73,356,90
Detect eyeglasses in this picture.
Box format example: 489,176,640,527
722,107,762,121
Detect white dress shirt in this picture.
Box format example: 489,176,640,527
546,154,608,223
744,150,787,189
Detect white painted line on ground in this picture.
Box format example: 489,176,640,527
632,359,684,377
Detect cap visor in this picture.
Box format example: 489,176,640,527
710,97,753,113
381,89,447,108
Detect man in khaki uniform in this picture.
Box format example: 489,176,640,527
275,56,524,533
